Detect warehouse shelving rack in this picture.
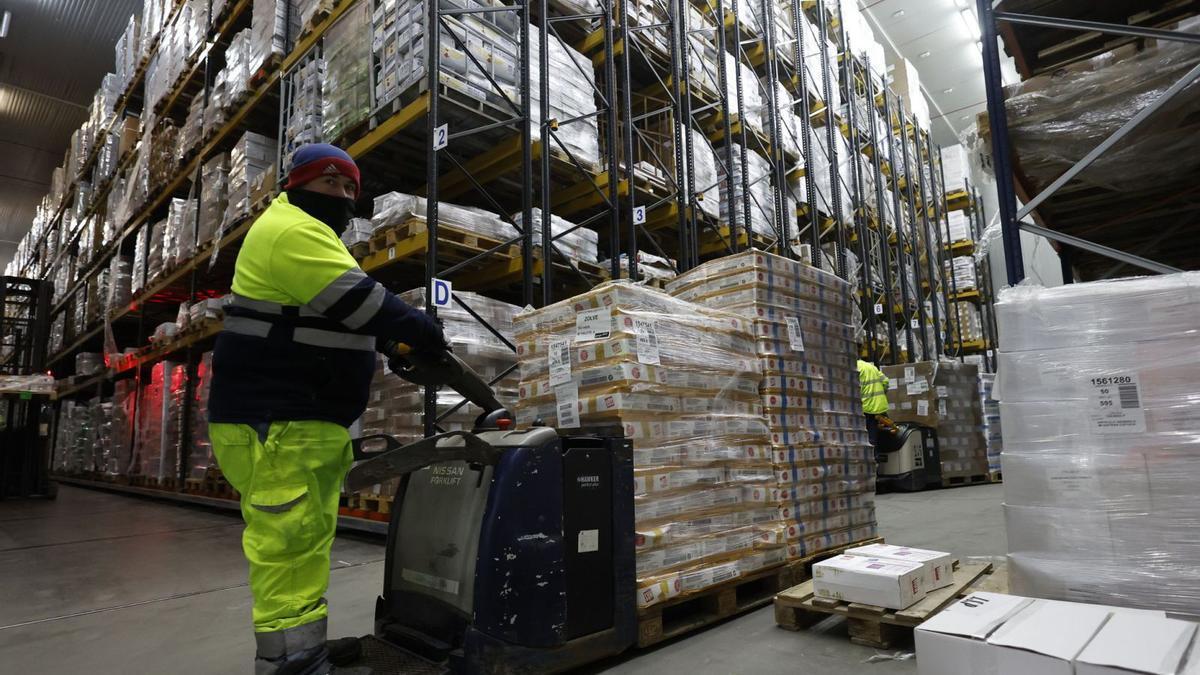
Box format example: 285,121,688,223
977,0,1200,284
10,0,979,516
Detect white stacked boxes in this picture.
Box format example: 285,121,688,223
222,131,277,233
945,256,977,292
284,57,326,162
940,144,970,194
720,144,775,238
513,281,780,608
943,210,972,244
995,272,1200,616
251,0,288,76
667,251,878,562
950,301,983,345
510,208,600,264
683,128,721,220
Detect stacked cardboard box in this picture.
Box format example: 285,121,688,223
513,281,788,608
284,58,326,162
942,210,972,245
322,1,370,142
949,301,983,345
940,144,970,194
995,272,1200,616
882,361,987,480
945,256,977,292
721,144,776,238
222,131,277,235
667,251,877,562
358,290,520,496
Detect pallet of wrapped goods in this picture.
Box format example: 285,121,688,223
977,373,1001,481
666,250,878,559
994,272,1200,617
513,281,789,618
881,361,988,485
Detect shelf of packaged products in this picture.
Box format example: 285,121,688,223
53,476,388,535
944,239,975,257
113,319,224,374
55,369,112,399
156,0,253,118
45,4,356,330
46,323,105,369
111,0,190,115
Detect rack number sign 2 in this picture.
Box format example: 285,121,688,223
433,124,449,150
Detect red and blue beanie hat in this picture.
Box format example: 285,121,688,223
284,143,361,197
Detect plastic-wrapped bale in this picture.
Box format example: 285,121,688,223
720,144,776,238
513,281,786,608
198,153,230,248
940,145,970,195
994,272,1200,616
949,301,983,345
945,256,977,292
942,210,972,245
357,290,521,497
602,251,677,284
222,131,277,233
881,361,987,479
134,361,187,483
284,57,326,163
666,251,878,562
510,208,600,264
321,1,370,142
251,0,288,77
186,352,216,479
977,373,1001,476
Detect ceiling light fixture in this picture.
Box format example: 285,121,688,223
0,11,10,39
943,87,954,94
892,9,906,18
919,50,931,58
954,0,969,9
960,7,981,41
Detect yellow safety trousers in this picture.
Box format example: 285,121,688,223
209,420,352,633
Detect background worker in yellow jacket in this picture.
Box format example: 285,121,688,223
858,358,889,448
208,143,446,675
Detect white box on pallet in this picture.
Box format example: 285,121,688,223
916,592,1034,675
844,543,955,590
812,554,925,609
1074,613,1197,675
986,600,1112,675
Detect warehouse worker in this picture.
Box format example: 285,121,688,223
858,358,890,448
208,143,446,675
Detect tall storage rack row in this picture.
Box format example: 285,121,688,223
3,0,971,519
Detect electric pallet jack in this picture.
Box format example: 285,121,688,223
874,419,942,492
340,344,636,674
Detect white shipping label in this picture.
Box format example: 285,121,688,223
936,386,948,398
887,378,898,391
578,529,599,553
904,366,915,384
1085,372,1146,434
1045,467,1099,494
548,338,572,386
917,399,929,417
906,380,928,396
575,309,611,341
785,316,805,352
634,318,661,365
938,400,947,417
556,383,580,429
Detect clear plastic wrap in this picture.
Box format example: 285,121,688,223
198,153,230,247
321,1,370,142
996,274,1200,616
284,57,325,162
720,144,776,238
251,0,288,75
187,351,215,479
949,301,983,344
222,131,277,233
133,361,186,482
1005,17,1200,193
509,208,599,263
994,272,1200,352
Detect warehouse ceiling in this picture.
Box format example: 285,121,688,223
0,0,143,272
860,0,1018,149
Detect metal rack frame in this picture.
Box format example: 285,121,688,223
977,0,1195,286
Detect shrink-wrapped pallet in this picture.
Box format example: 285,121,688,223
881,360,987,479
995,272,1200,616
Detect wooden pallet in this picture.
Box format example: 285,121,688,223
367,217,518,262
637,536,883,648
939,473,990,488
249,53,283,88
298,0,341,41
774,561,997,648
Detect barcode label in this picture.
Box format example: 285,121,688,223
1118,384,1140,409
1086,372,1145,434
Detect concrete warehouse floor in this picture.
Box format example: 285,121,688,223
0,483,1006,674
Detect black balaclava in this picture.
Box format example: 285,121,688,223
288,189,356,237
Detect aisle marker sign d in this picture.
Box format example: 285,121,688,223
433,124,449,150
633,206,646,225
432,278,452,307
